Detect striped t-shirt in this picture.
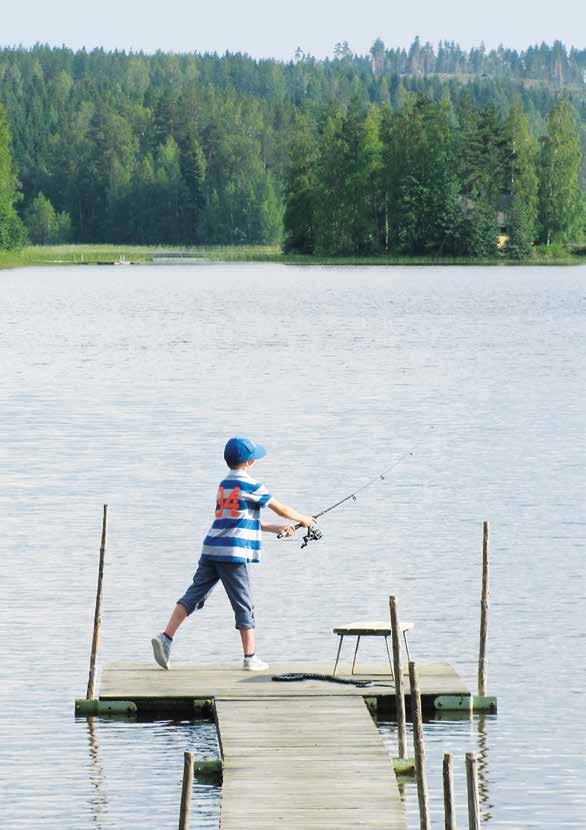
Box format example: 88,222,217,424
200,469,272,564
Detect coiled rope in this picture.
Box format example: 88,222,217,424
271,672,391,688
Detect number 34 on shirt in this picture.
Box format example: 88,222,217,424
216,487,241,518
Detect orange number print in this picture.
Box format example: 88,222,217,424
224,488,241,517
216,487,241,518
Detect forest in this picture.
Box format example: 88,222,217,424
0,40,584,255
284,97,583,257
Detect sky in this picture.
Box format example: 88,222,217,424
1,0,584,60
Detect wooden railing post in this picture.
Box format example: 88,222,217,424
466,752,480,830
409,662,430,830
178,751,194,830
443,753,456,830
86,505,108,701
389,596,407,759
478,521,489,697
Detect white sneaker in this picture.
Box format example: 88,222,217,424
243,655,269,671
151,633,172,670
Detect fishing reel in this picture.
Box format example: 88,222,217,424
301,523,322,549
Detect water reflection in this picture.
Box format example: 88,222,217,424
378,711,500,830
476,714,494,824
80,717,221,829
86,717,108,829
83,708,494,830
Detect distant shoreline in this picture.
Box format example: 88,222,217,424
1,244,584,270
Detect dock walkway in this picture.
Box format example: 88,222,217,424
216,696,406,830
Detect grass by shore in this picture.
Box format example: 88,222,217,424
1,243,584,270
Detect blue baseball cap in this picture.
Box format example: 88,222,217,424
224,436,267,467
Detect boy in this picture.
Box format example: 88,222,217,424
151,436,316,671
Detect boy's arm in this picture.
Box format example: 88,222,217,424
261,520,296,536
266,498,316,528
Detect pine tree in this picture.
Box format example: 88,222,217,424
0,102,26,249
283,113,318,253
26,192,55,243
312,106,347,254
339,101,383,254
383,95,461,255
179,128,207,244
311,100,383,256
459,198,500,257
505,104,539,259
25,192,72,243
538,99,583,245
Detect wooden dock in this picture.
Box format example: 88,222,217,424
99,661,470,829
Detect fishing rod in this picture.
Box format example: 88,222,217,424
277,447,417,548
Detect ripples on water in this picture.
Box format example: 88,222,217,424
1,264,585,828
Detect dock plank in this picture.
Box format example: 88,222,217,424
216,696,407,830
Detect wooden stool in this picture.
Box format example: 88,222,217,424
332,620,414,676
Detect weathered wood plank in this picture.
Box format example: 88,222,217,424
216,696,407,830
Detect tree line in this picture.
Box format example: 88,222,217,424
284,96,583,257
0,43,584,252
366,38,586,86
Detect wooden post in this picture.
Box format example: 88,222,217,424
466,752,480,830
409,662,430,830
86,505,108,701
178,751,194,830
478,521,489,697
443,753,456,830
389,596,407,759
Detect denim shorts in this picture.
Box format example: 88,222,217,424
177,558,255,629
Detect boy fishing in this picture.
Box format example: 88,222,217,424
152,436,316,671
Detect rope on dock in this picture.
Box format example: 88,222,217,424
271,672,391,688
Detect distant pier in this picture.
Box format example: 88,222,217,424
151,251,209,264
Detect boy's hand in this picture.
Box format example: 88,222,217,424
300,516,318,528
279,525,297,537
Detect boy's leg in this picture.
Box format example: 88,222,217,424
152,559,220,669
239,627,255,656
216,562,256,647
164,603,188,639
174,558,220,624
217,562,267,668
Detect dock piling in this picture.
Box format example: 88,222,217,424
409,662,430,830
471,521,497,712
87,505,108,701
390,596,407,759
76,505,136,716
178,751,194,830
478,521,489,697
466,752,480,830
443,753,456,830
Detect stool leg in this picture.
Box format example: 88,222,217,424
384,635,394,680
403,630,411,662
333,635,344,676
351,636,361,675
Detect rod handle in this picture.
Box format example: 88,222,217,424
277,522,302,539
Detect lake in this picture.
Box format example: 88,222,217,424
1,263,585,828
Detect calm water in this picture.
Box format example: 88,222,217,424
1,263,585,829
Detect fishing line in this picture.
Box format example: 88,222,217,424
278,426,435,548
